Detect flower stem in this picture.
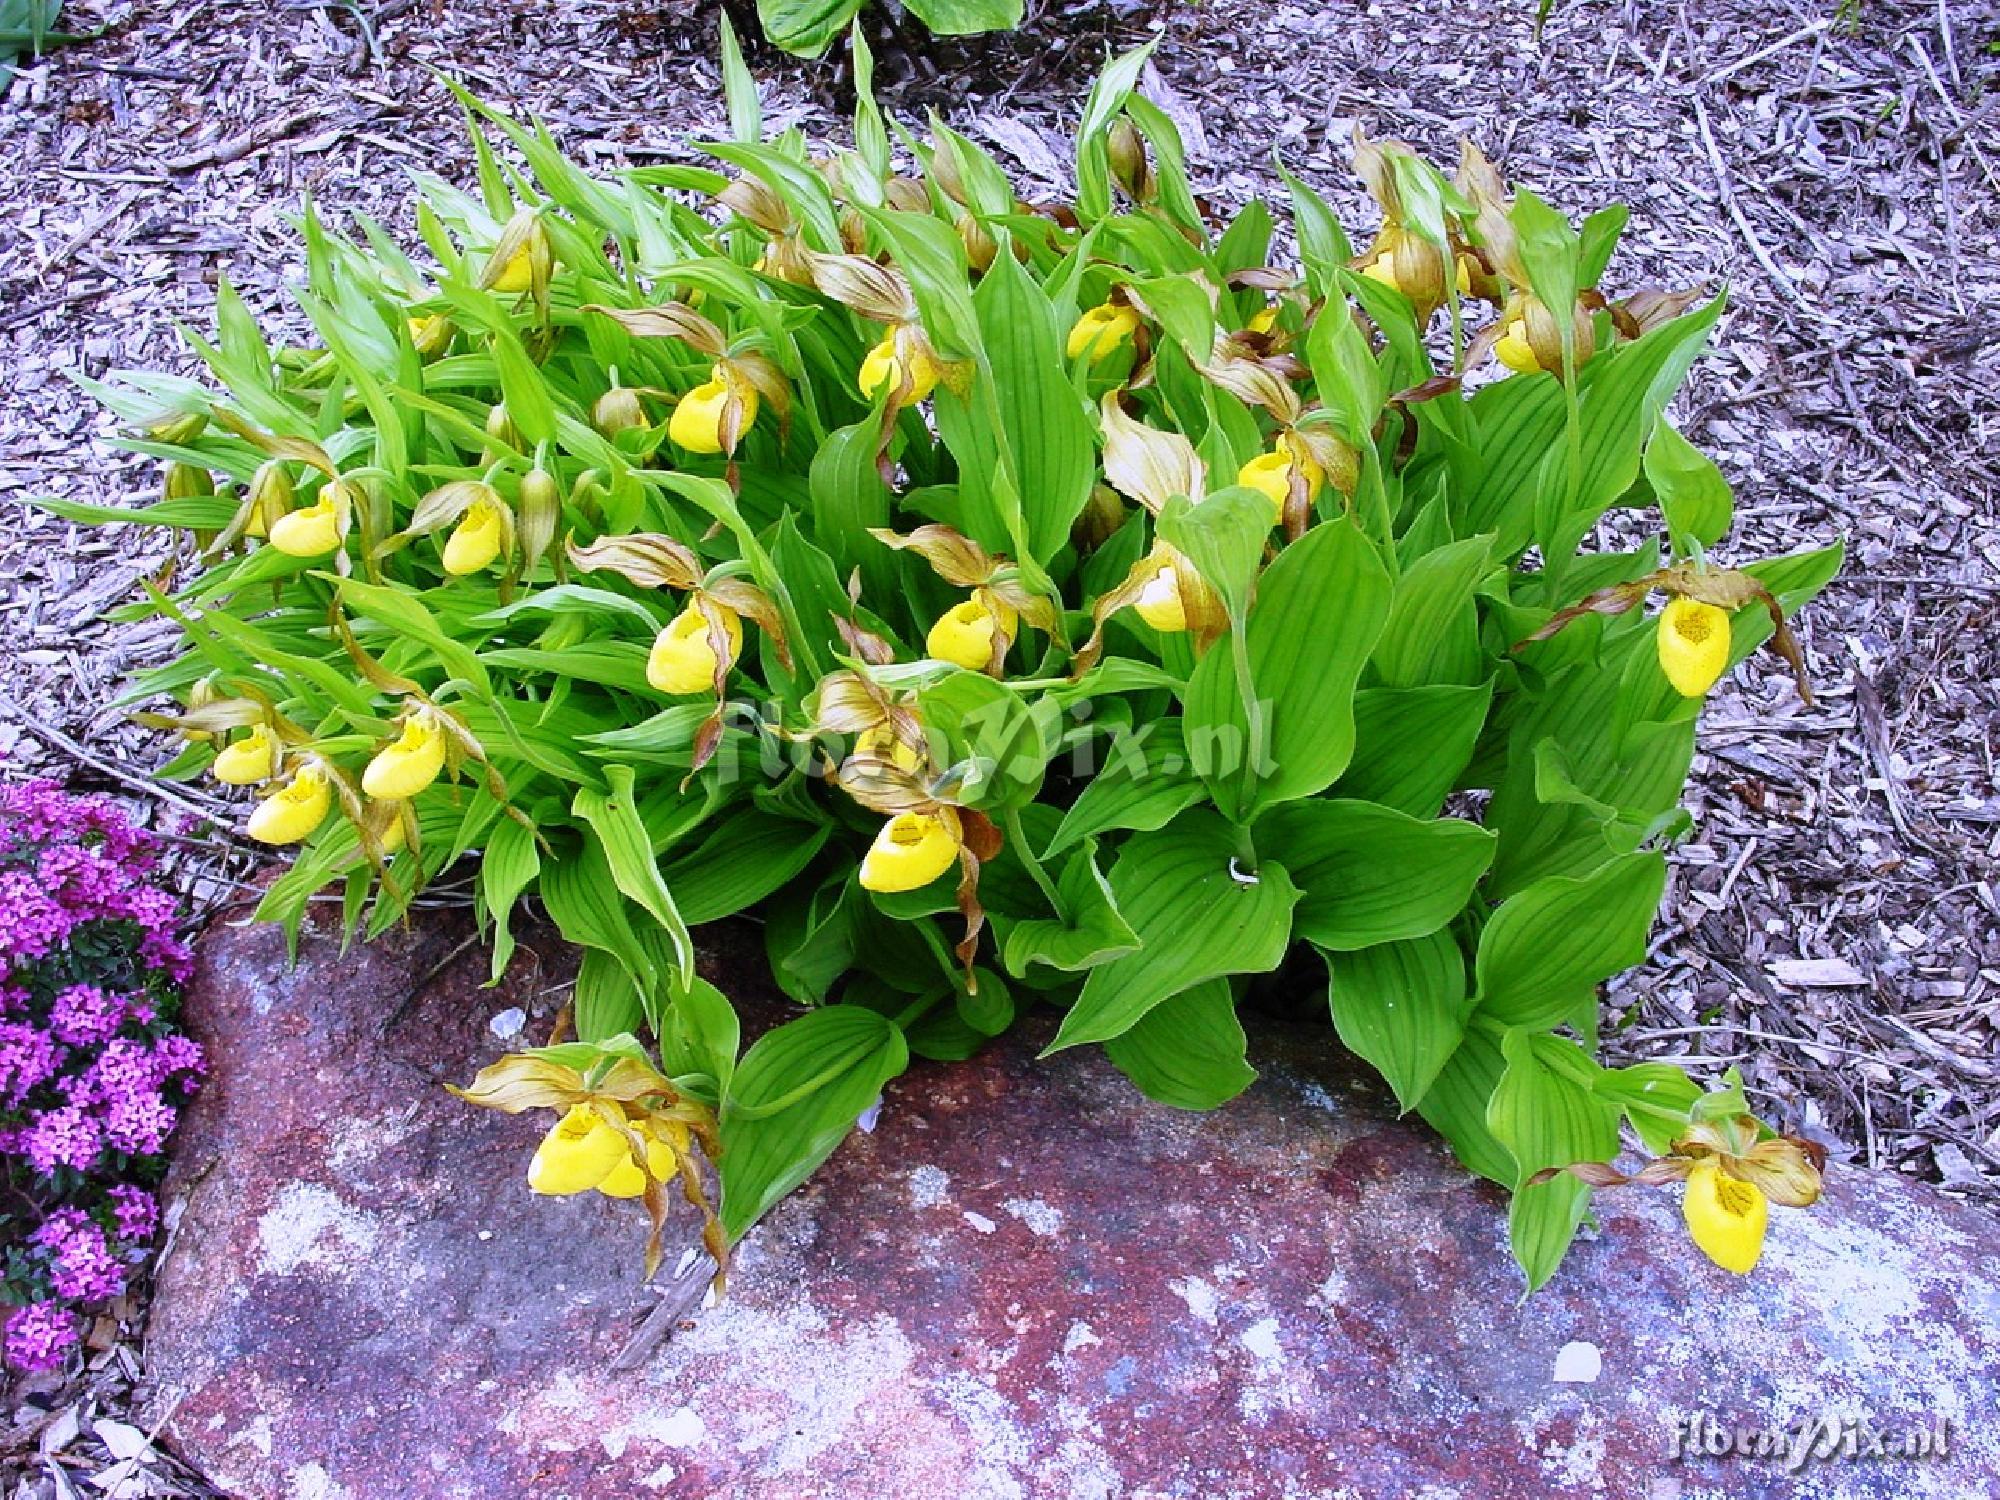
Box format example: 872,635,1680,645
1003,804,1068,922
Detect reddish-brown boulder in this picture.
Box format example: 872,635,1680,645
148,904,1997,1498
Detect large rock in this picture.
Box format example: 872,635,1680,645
149,904,2000,1499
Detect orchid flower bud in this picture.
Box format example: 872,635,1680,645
859,809,963,893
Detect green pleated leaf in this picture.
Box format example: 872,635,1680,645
478,812,541,981
1413,1022,1514,1186
1368,535,1494,689
1045,809,1299,1052
1102,979,1256,1110
658,809,831,925
1334,681,1494,818
1183,518,1393,822
1002,840,1139,978
1045,719,1204,858
903,0,1024,39
1262,799,1494,951
570,764,694,988
1473,850,1665,1030
973,250,1097,564
1325,931,1470,1111
1487,1028,1621,1291
719,1005,908,1238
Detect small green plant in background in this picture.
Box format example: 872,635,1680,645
753,0,1023,58
1,0,85,84
46,19,1840,1294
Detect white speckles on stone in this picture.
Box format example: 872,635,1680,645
604,1406,707,1459
1296,1080,1338,1112
1001,1197,1064,1237
286,1462,352,1500
487,1006,526,1040
1554,1341,1602,1384
908,1164,951,1208
255,1184,381,1277
1241,1318,1283,1363
1169,1276,1219,1325
640,1461,678,1489
1062,1321,1101,1356
963,1211,998,1234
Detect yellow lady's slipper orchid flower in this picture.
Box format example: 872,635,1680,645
377,811,407,855
246,764,333,846
212,724,278,786
267,494,340,557
647,602,743,695
858,334,941,403
1247,306,1279,335
1657,598,1733,698
441,500,505,576
362,713,447,801
1682,1159,1768,1274
1066,303,1141,363
926,595,1018,672
855,722,925,777
859,809,963,893
526,1105,629,1196
489,246,535,294
1237,448,1325,522
669,367,758,454
595,1118,687,1199
1494,317,1541,374
407,314,453,358
1132,545,1192,634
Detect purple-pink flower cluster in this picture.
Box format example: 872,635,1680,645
1,780,200,1374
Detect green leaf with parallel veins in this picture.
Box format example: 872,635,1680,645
719,1005,908,1238
1158,486,1273,623
479,812,541,981
903,0,1023,35
1002,839,1139,977
1488,1028,1621,1291
1595,1061,1702,1155
1046,719,1204,857
1368,535,1494,689
656,972,740,1105
973,250,1097,564
1102,979,1256,1110
1414,1022,1515,1186
1644,419,1732,553
1473,850,1665,1029
658,809,831,925
1045,810,1299,1052
1325,931,1470,1111
1334,681,1494,818
573,947,643,1043
1262,799,1495,951
1183,518,1393,822
570,765,694,989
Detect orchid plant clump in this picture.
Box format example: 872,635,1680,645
50,23,1839,1292
0,779,203,1373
